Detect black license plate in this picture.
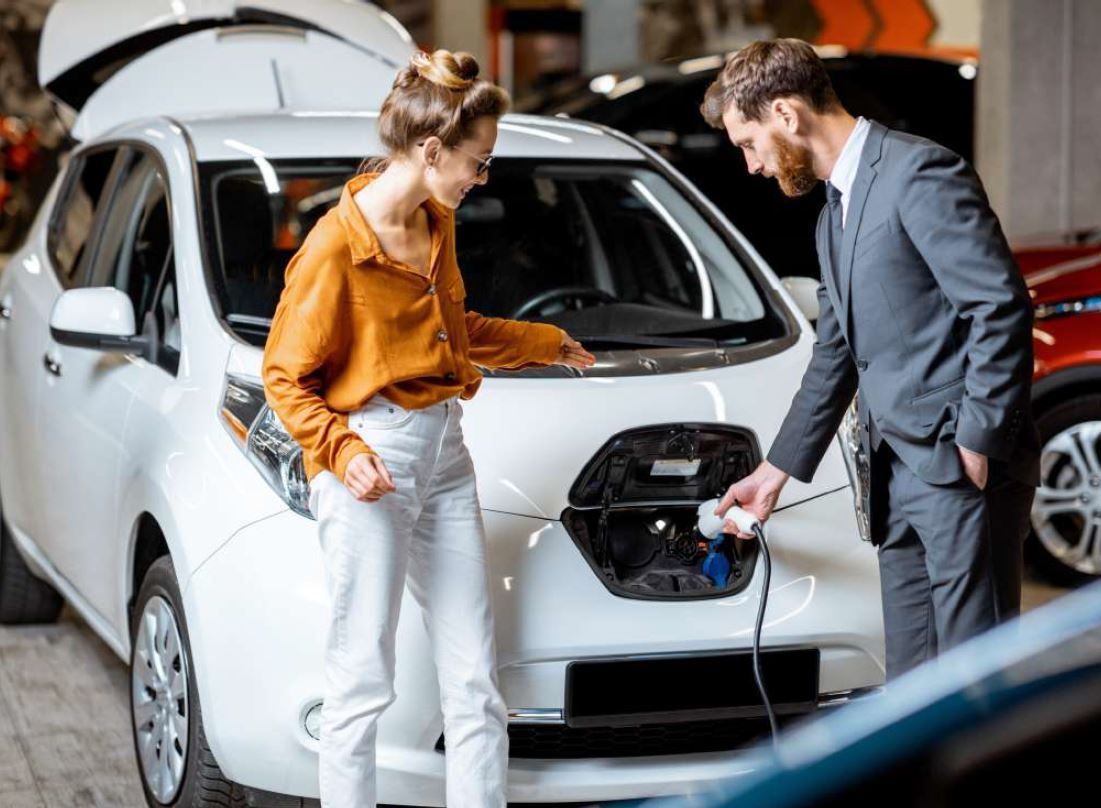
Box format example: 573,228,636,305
565,648,820,728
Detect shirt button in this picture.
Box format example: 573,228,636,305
445,371,456,381
437,329,449,342
856,359,868,371
427,284,436,295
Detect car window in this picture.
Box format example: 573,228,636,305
206,166,342,330
455,163,765,325
87,148,178,374
199,159,784,349
152,258,181,375
47,148,119,289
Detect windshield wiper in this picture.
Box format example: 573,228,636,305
571,334,721,349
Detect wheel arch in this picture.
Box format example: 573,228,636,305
127,511,170,627
1033,363,1101,416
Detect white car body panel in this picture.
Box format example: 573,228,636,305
226,336,848,519
183,112,647,162
0,185,63,544
186,487,881,802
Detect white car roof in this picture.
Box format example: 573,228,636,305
166,111,647,163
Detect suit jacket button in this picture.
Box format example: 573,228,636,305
856,359,868,370
437,329,449,342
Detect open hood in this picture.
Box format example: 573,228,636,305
40,0,415,140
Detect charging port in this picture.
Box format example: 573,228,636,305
562,424,761,600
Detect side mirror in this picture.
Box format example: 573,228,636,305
49,287,151,356
780,276,819,323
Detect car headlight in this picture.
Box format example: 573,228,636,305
837,395,871,542
219,373,313,519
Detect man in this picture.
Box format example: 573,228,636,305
703,39,1040,679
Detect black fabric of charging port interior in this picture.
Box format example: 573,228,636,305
565,648,820,728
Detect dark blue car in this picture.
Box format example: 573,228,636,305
646,581,1099,808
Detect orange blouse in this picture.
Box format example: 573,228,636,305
262,172,565,483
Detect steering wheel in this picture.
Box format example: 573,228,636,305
510,285,618,319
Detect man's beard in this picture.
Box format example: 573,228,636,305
771,132,818,198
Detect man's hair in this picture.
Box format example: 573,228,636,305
700,38,841,128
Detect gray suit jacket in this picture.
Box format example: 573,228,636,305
768,120,1040,487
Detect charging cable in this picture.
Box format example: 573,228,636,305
697,500,779,748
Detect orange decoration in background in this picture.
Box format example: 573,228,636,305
868,0,937,53
810,0,878,49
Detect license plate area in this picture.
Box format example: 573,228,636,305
565,648,820,728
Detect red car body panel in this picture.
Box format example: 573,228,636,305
1016,244,1101,389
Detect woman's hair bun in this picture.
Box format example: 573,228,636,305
374,47,509,158
411,49,480,91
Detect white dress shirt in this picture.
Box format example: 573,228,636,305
828,116,871,228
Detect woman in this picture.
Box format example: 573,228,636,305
262,49,595,807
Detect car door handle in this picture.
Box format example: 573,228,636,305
42,353,61,377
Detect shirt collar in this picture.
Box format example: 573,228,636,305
827,116,871,200
337,172,450,265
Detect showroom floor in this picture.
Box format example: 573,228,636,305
0,574,1071,808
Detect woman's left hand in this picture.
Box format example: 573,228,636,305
555,331,597,369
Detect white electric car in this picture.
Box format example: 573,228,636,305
0,2,884,805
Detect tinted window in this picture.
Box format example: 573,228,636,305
48,149,118,288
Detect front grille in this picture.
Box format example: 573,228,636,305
437,714,807,759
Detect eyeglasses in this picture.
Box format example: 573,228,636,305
417,141,493,177
450,144,494,177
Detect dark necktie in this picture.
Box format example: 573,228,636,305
826,181,843,281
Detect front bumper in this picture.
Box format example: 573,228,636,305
184,485,883,804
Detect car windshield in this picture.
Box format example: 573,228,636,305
198,158,787,348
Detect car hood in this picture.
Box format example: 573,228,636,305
226,337,850,520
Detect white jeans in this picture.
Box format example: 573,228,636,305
309,394,508,807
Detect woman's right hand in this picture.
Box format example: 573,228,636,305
343,452,397,502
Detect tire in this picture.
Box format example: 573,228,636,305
0,513,63,625
1027,393,1101,587
130,555,245,807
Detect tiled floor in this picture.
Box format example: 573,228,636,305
0,606,145,807
0,573,1074,808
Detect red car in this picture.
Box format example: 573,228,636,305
1019,238,1101,584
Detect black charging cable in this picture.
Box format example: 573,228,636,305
749,520,779,749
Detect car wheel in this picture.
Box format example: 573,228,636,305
130,556,245,807
0,511,63,625
1028,394,1101,586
